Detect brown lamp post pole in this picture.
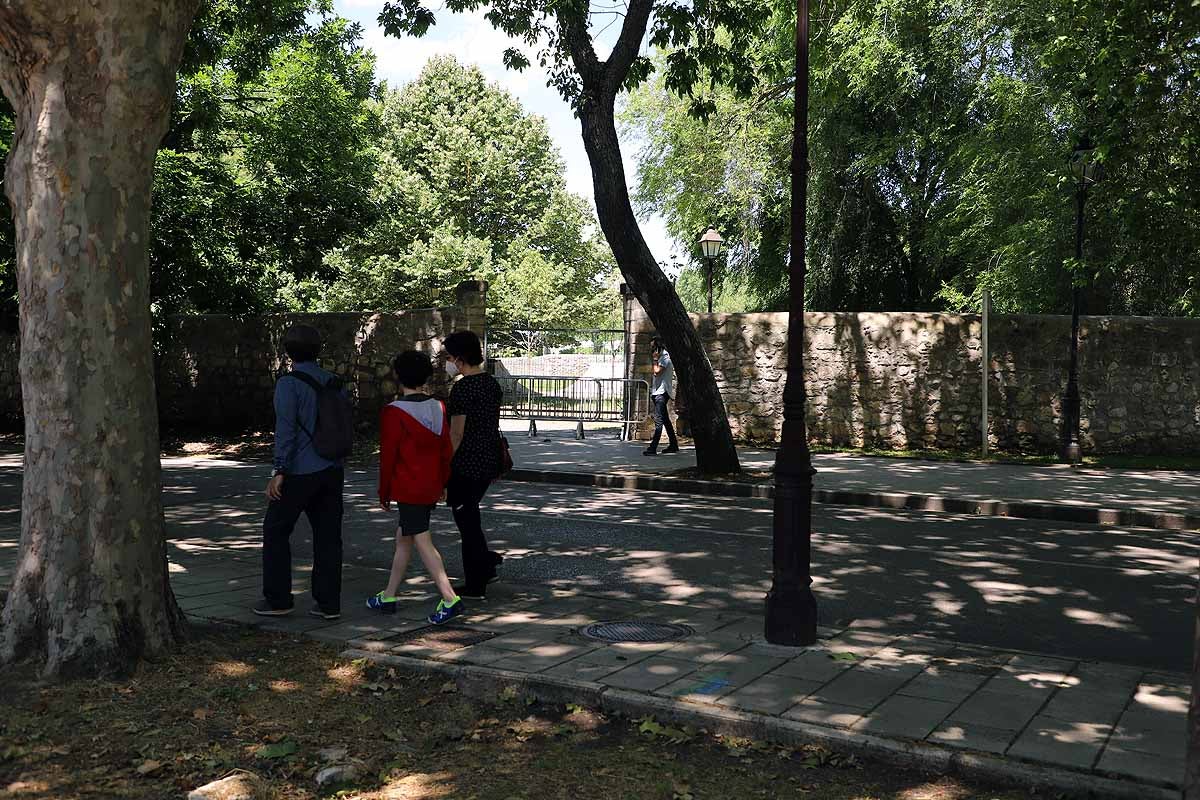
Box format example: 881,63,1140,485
765,0,818,645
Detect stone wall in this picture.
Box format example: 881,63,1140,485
0,281,487,432
622,288,1200,454
157,281,486,430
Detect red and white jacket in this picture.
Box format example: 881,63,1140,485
378,395,453,505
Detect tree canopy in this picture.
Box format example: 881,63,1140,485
316,56,616,330
624,0,1200,316
0,4,615,329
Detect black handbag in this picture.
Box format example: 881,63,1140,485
498,435,514,476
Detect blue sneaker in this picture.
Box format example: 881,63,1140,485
366,591,397,614
427,597,463,625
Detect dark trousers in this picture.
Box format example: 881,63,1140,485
262,467,344,611
446,473,494,591
648,393,678,450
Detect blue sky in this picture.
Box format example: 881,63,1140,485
332,0,681,265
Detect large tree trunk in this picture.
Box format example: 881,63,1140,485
1188,575,1200,798
0,1,197,677
577,86,741,474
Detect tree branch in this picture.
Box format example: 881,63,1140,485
601,0,651,93
557,8,602,87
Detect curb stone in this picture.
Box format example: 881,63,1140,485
504,469,1198,532
342,649,1179,800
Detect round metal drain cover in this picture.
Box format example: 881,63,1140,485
580,620,693,643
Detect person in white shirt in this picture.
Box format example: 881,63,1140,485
644,336,680,455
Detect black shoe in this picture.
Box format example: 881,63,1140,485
453,585,487,601
662,445,680,454
309,606,341,620
252,600,293,617
489,551,504,567
642,448,658,456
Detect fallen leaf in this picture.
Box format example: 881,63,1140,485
439,681,458,694
254,741,297,760
638,719,664,736
499,686,518,702
135,760,163,776
192,709,210,721
830,652,858,662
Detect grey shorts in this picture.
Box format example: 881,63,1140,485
396,503,434,536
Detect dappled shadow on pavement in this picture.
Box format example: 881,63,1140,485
134,476,1198,673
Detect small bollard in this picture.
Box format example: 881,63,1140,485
575,421,585,440
528,419,538,437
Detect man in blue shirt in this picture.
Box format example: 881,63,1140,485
254,324,345,619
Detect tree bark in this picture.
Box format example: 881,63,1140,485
1188,572,1200,798
563,3,740,475
0,0,197,677
577,87,740,473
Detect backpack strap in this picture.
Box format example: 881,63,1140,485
287,371,324,392
285,371,325,441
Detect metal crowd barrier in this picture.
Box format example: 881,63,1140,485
495,375,651,440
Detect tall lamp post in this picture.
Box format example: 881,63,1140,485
1061,138,1101,464
765,0,818,645
699,228,725,314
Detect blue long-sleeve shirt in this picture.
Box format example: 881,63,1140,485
272,360,343,475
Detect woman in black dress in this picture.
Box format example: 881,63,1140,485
442,330,504,599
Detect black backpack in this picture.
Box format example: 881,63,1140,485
287,371,354,460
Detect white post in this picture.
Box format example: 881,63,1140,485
981,289,990,457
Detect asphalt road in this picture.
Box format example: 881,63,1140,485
0,455,1194,672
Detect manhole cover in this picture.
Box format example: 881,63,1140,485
580,620,693,643
390,625,495,652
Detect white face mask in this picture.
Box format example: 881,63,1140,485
445,359,460,378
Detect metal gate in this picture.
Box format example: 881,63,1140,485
486,326,646,439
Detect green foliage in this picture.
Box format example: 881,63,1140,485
0,5,613,327
319,57,616,328
378,0,776,113
624,0,1200,316
150,4,383,316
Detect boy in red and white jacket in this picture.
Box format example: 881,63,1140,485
368,351,462,624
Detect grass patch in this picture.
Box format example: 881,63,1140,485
0,625,1038,800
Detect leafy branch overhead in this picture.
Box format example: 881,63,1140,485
378,0,776,116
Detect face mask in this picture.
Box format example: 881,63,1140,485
445,360,460,378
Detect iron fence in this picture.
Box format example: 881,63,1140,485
495,375,651,440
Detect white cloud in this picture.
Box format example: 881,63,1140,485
361,8,544,97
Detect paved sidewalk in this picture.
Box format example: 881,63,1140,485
503,430,1200,530
170,544,1187,800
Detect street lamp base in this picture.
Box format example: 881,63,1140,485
764,584,817,646
1060,441,1081,464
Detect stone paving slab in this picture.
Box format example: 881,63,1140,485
715,673,825,715
1007,714,1109,770
167,550,1187,799
852,695,958,740
929,720,1017,755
